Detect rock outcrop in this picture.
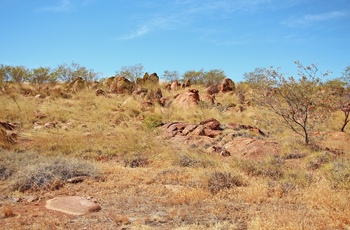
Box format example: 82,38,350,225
221,78,235,93
110,76,134,94
172,89,200,108
161,118,281,160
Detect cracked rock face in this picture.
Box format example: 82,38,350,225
45,196,101,215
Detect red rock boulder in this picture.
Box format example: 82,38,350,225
110,76,134,94
221,78,235,93
172,89,200,108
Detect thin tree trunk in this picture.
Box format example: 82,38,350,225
304,128,309,145
341,111,349,132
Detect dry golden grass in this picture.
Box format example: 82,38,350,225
0,83,350,229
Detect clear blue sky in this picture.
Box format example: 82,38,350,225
1,0,349,82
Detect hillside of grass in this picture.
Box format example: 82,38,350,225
0,82,350,229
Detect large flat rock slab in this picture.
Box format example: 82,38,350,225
45,196,101,215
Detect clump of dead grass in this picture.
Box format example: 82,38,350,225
323,159,350,189
208,171,246,195
124,154,150,168
0,151,100,192
305,151,332,170
177,154,201,167
0,162,13,180
174,151,218,168
238,159,284,180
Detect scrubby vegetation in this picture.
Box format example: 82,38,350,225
0,62,350,229
0,151,100,192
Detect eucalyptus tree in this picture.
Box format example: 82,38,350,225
30,67,57,84
252,61,332,144
163,70,179,83
55,62,99,83
115,63,144,82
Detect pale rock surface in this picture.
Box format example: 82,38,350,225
45,196,101,215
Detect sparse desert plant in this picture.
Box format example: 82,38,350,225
156,168,192,186
239,157,285,181
177,154,201,167
282,151,306,159
0,163,13,180
239,160,265,177
305,151,332,170
323,160,350,189
323,78,350,132
0,151,100,191
267,181,296,197
252,61,332,144
143,113,164,128
124,154,150,168
235,82,250,104
208,171,246,194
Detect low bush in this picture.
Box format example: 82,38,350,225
143,114,163,128
0,151,100,191
239,160,284,180
306,152,332,170
324,160,350,189
124,155,150,168
208,171,246,194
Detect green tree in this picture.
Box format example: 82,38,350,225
162,70,179,82
253,61,331,145
235,82,250,104
243,67,267,89
116,63,144,82
182,69,204,84
202,69,226,86
55,63,75,83
339,91,350,132
342,65,350,86
8,66,30,84
0,65,11,87
30,67,57,84
182,69,226,86
55,62,98,83
324,78,350,132
85,68,100,83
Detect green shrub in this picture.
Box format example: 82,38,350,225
143,114,163,128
